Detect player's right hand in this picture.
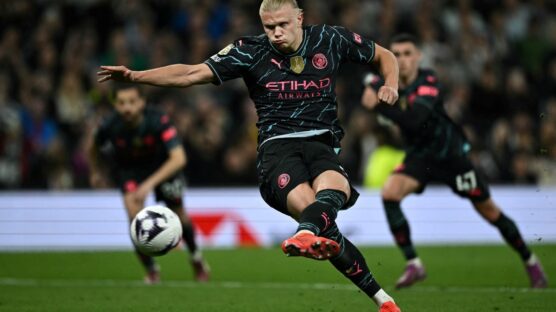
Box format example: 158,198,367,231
377,85,399,105
97,65,134,83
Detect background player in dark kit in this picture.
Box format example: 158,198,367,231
97,0,401,310
362,33,548,289
89,84,210,283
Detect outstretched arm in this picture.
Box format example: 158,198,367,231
97,63,215,88
372,44,399,105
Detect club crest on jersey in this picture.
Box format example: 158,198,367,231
218,43,234,56
277,173,290,189
399,96,408,111
312,53,328,70
353,33,362,44
290,56,305,74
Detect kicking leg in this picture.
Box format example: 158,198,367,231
474,198,547,288
283,171,400,310
382,174,426,289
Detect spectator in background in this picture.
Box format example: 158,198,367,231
0,72,22,188
19,88,59,188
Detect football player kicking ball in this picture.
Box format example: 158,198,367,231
88,84,210,284
97,1,401,310
362,33,548,289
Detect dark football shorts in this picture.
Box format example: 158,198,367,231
257,134,360,216
394,152,490,202
117,171,185,208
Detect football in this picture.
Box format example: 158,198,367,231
130,205,182,256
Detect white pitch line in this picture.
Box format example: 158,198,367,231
0,278,554,294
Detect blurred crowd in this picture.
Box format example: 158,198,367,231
0,0,555,190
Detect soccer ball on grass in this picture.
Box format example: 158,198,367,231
130,205,182,256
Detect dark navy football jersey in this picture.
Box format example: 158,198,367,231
204,25,376,147
368,69,470,159
93,106,181,172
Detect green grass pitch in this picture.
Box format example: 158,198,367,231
0,245,554,311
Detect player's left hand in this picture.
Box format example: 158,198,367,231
377,85,399,105
132,183,152,204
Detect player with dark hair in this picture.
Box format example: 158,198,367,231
362,33,548,289
97,1,401,310
88,83,210,284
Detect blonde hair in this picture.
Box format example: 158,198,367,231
259,0,303,15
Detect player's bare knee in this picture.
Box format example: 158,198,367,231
474,198,501,222
381,187,404,202
314,170,350,199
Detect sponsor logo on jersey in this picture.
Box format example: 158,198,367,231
271,58,283,69
353,33,362,44
417,85,439,97
162,127,177,142
218,43,234,55
312,53,328,69
210,55,222,62
265,78,331,91
277,173,290,189
399,96,408,111
290,56,305,74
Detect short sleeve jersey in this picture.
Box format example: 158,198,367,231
93,106,181,172
369,69,470,159
204,25,375,147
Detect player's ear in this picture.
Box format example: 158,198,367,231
297,9,304,27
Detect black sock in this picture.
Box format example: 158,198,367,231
296,189,346,235
491,213,532,261
383,200,417,260
182,222,198,254
135,249,157,272
323,223,382,298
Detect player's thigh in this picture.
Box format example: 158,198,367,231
286,182,315,220
304,140,358,209
155,175,190,223
381,155,427,201
257,139,311,216
441,156,490,202
381,173,421,201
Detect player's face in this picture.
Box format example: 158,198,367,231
391,42,421,80
114,88,145,124
260,4,303,53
